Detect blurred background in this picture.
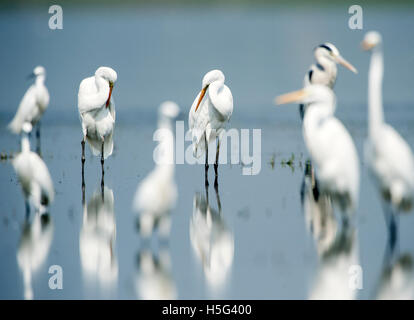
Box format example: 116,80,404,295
0,0,414,299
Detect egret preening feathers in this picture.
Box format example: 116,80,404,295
276,85,360,215
78,66,117,184
189,70,233,181
300,44,357,119
362,31,414,243
12,122,54,215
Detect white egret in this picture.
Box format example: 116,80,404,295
189,70,233,181
12,122,54,215
78,66,117,184
79,186,118,293
8,66,49,140
276,85,360,215
362,31,414,242
190,188,234,292
17,212,54,300
133,101,180,238
300,43,357,119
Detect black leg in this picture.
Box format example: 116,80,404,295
81,138,85,193
214,176,221,213
214,138,220,177
205,135,209,187
381,200,398,252
25,200,30,220
101,141,105,191
36,121,41,156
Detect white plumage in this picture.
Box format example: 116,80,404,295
300,43,357,119
362,31,414,212
9,66,49,134
189,69,233,162
277,85,360,214
12,123,54,213
133,101,180,237
78,66,117,159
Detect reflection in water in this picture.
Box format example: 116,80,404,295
17,212,54,300
190,182,234,293
133,102,179,238
134,248,177,300
375,235,414,299
303,162,359,299
79,186,118,295
301,161,336,256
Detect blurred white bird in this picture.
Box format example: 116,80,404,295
362,31,414,243
78,66,117,182
8,66,49,137
276,85,360,215
17,212,54,300
135,249,177,300
133,101,180,238
190,189,234,292
300,43,357,119
12,122,54,215
189,69,233,180
79,186,118,293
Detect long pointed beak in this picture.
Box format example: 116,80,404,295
361,40,376,51
275,89,306,105
27,72,35,80
106,83,113,108
336,55,358,74
195,85,208,112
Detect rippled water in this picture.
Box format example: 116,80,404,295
1,4,414,299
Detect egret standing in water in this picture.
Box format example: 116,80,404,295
78,67,117,187
276,85,360,216
12,123,54,215
8,66,49,153
133,101,180,238
300,43,357,119
189,70,233,184
362,31,414,245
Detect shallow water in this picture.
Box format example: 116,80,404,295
1,4,414,299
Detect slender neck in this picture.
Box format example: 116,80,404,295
21,133,31,153
156,117,175,175
368,47,384,137
35,75,45,86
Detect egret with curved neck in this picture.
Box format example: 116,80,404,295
189,69,233,185
362,31,414,247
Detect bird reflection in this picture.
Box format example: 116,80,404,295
309,220,359,299
374,232,414,299
301,161,336,256
190,181,234,293
17,212,54,300
79,185,118,295
134,247,177,300
303,163,359,299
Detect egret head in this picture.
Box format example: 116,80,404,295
361,31,382,51
159,101,180,119
275,84,335,107
22,122,33,134
96,66,117,87
33,66,46,77
315,43,358,74
96,67,117,107
194,70,225,112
